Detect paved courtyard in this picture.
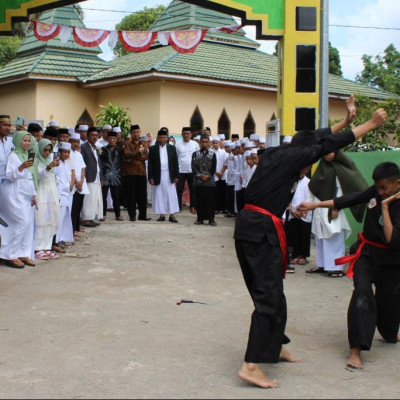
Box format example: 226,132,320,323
0,208,398,399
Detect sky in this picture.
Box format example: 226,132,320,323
79,0,400,81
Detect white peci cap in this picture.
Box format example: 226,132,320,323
58,142,71,150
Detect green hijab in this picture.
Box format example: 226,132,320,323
309,150,369,223
12,131,38,189
35,139,54,171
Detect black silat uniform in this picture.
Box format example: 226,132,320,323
234,128,356,364
334,186,400,349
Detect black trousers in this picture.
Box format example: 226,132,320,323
348,254,400,350
226,185,235,214
287,219,312,258
215,180,227,212
177,173,195,209
195,186,216,222
236,189,245,213
71,192,84,233
102,185,122,219
235,237,290,363
124,175,148,219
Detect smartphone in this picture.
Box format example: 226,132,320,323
54,151,60,159
28,152,36,161
16,116,24,126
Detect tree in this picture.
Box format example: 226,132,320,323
113,5,166,57
356,44,400,95
335,94,400,152
0,36,22,68
96,103,132,138
329,42,342,76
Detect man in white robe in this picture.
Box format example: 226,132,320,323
148,128,180,223
81,127,103,227
55,142,74,244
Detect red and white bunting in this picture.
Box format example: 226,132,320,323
168,29,207,54
73,27,109,48
218,24,243,33
31,20,242,54
118,31,157,53
33,21,61,41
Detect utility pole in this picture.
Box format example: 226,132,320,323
319,0,329,128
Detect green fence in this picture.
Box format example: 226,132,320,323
344,151,400,246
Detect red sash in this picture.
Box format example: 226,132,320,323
243,204,288,278
335,232,392,278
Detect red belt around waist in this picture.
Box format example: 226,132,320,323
335,232,392,278
243,204,288,278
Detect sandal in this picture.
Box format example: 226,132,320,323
52,245,66,254
306,266,326,274
290,257,300,264
297,257,309,265
19,257,36,267
45,251,60,260
328,271,344,278
35,251,50,260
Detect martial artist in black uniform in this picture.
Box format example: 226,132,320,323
234,105,387,388
300,162,400,369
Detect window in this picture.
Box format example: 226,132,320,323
218,108,231,139
296,45,317,93
296,7,317,31
295,107,316,131
244,111,256,138
190,106,204,136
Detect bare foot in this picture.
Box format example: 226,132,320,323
280,347,301,362
347,348,363,369
238,363,277,389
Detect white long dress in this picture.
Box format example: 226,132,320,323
152,145,179,215
34,165,60,251
307,177,351,271
0,153,36,260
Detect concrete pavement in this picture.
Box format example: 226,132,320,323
0,208,398,399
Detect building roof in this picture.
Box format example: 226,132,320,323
18,5,102,56
0,1,396,102
149,0,259,49
85,41,395,100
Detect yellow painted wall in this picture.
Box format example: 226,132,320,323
97,82,161,134
278,0,321,134
0,81,37,122
36,81,97,127
159,81,277,136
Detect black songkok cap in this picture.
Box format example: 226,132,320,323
200,134,210,140
182,127,191,133
131,124,140,131
58,128,69,135
108,131,117,137
44,127,58,138
27,123,42,133
88,126,99,134
231,134,239,139
158,128,169,136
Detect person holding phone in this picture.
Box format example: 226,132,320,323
0,131,38,268
34,139,60,260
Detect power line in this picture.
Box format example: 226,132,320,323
330,24,400,31
81,8,400,31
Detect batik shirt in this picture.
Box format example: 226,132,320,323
191,149,217,187
100,145,123,187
